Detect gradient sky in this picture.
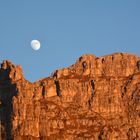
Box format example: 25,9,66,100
0,0,140,82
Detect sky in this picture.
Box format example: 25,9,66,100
0,0,140,82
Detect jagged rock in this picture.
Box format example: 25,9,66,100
0,53,140,140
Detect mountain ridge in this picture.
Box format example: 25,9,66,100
0,52,140,140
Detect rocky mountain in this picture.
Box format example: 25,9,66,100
0,53,140,140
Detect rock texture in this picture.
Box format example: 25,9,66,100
0,53,140,140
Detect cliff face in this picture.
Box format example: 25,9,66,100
0,53,140,140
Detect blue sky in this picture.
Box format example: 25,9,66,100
0,0,140,82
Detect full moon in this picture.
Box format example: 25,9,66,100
31,40,41,50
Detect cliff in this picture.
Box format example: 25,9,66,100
0,53,140,140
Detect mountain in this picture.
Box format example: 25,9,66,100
0,53,140,140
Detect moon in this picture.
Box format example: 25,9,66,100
31,40,41,50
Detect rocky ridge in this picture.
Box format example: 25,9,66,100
0,53,140,140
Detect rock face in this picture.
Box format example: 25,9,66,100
0,53,140,140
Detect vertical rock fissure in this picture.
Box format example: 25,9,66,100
91,80,95,97
87,80,95,108
98,128,104,140
55,80,61,96
137,60,140,71
42,86,46,97
121,76,133,98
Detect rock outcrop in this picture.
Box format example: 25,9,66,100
0,53,140,140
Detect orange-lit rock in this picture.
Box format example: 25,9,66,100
0,53,140,140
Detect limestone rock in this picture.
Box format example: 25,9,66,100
0,53,140,140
